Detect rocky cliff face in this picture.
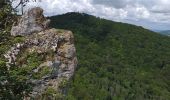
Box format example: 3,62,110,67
5,7,77,99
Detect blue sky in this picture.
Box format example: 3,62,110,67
13,0,170,30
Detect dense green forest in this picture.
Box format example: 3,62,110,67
49,12,170,100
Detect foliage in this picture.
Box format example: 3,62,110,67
0,28,31,99
0,58,33,100
41,86,63,100
0,0,16,31
49,12,170,100
59,78,69,88
0,32,39,99
0,1,43,99
16,51,49,79
13,36,25,43
32,66,51,79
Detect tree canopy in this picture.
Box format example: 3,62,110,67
49,12,170,100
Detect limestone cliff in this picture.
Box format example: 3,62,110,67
5,7,77,99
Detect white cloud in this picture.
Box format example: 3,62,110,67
12,0,170,30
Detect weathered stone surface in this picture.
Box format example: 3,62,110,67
6,7,77,99
5,28,77,99
4,43,25,69
11,7,50,36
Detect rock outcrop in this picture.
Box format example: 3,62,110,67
5,7,77,99
11,7,50,36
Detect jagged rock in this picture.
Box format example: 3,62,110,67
4,43,25,69
5,7,77,99
39,61,53,68
5,28,77,99
11,7,50,36
58,44,76,59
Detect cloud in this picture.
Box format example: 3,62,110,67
12,0,170,30
92,0,133,8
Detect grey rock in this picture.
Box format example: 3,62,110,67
11,7,50,36
53,60,61,68
6,7,77,99
39,61,53,67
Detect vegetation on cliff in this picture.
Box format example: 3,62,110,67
0,3,77,99
0,1,170,99
50,12,170,100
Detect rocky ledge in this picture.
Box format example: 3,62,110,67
4,7,77,99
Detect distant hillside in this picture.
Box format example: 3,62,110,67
160,30,170,36
49,12,170,100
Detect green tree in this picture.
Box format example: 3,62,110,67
50,12,170,100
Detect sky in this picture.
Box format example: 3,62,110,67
12,0,170,30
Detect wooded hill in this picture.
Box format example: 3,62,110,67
49,12,170,100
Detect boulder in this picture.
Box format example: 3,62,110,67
11,7,50,36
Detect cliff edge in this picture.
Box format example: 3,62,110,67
5,7,77,99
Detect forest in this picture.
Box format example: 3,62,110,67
50,12,170,100
0,0,170,99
